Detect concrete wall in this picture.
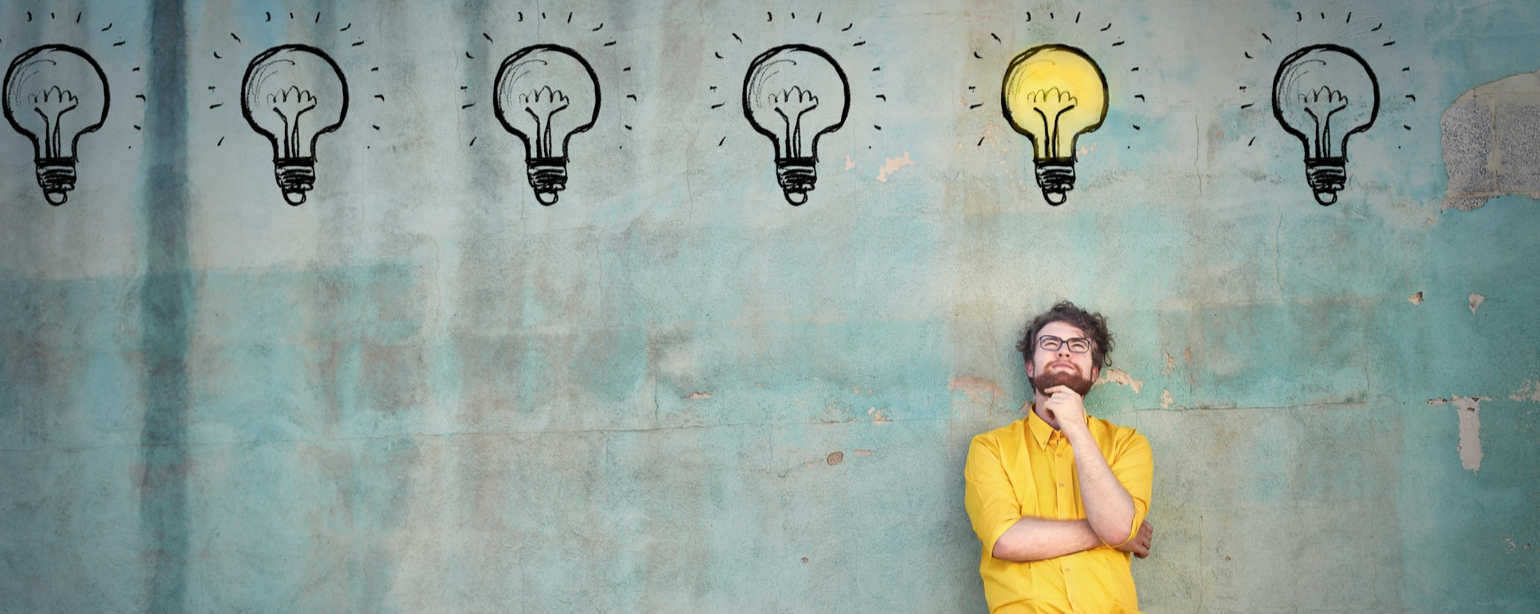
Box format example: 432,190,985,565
1,1,1537,612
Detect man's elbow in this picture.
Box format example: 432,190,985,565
1094,522,1135,547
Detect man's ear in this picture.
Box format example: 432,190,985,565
1090,365,1099,381
1025,360,1035,379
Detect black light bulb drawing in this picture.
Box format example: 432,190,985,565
3,45,109,206
1272,44,1379,206
241,44,348,206
493,45,600,206
742,44,849,206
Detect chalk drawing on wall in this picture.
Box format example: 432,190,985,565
1272,44,1379,206
703,13,883,205
1001,44,1106,206
493,45,600,206
3,44,110,206
241,44,348,206
961,12,1146,205
742,44,849,205
1233,12,1414,206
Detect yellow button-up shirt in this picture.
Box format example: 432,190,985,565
964,408,1153,613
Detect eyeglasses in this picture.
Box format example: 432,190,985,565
1037,335,1091,354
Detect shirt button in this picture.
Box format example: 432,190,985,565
1059,482,1065,487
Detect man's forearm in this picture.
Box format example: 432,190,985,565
1063,426,1137,545
991,516,1103,562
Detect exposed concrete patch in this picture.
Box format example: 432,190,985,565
852,449,871,456
845,154,855,171
876,151,913,182
1408,291,1424,305
1430,395,1486,473
948,375,1004,404
1162,352,1174,375
867,407,889,424
1469,293,1486,314
1510,380,1540,402
826,451,843,466
1451,395,1485,473
684,392,711,400
1160,388,1173,409
1096,369,1144,394
1441,69,1540,210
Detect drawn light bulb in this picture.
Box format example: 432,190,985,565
1001,45,1107,206
3,45,109,206
493,45,600,206
1272,44,1379,206
743,45,849,206
241,45,347,206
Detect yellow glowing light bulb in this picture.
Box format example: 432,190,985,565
1001,44,1108,205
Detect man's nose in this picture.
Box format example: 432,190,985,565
1056,346,1073,358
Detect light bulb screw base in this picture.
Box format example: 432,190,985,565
274,157,317,206
1305,158,1346,206
1034,160,1076,206
775,157,817,206
527,157,568,206
35,157,77,206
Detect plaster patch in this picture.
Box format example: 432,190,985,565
1408,291,1424,305
1510,380,1540,402
876,151,913,182
1451,395,1484,473
948,375,1004,404
845,154,855,170
867,407,889,424
1096,369,1144,394
1162,352,1174,375
684,392,711,400
826,451,843,466
852,449,871,456
1441,69,1540,210
1160,388,1173,409
1469,293,1486,314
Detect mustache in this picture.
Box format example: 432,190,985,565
1032,368,1094,396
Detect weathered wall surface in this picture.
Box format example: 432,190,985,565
1,1,1537,612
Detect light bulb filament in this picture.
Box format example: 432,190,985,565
1300,87,1348,158
519,86,570,158
770,86,819,158
267,86,317,159
1027,87,1077,159
29,86,79,158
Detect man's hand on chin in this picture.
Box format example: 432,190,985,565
1041,385,1087,431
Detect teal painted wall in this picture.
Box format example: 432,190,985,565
1,1,1537,612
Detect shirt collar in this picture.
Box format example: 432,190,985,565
1027,403,1056,447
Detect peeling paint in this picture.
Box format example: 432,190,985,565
1441,69,1540,210
876,151,913,182
1162,352,1174,375
1510,380,1540,402
845,154,855,171
1469,293,1486,314
1408,291,1424,305
867,407,889,424
684,391,711,400
852,449,871,456
826,451,843,465
1096,368,1144,394
1451,395,1484,473
1160,388,1173,409
947,375,1004,404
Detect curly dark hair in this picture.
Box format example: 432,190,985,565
1015,301,1115,379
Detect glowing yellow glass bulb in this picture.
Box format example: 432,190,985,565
1001,44,1108,205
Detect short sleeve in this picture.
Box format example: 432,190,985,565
1106,429,1153,547
964,433,1025,555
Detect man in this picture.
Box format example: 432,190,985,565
964,302,1154,613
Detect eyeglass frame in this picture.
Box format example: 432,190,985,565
1036,335,1093,354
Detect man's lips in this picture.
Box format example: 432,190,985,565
1049,362,1077,371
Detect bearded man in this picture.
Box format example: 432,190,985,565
964,302,1154,614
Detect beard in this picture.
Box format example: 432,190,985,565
1032,366,1095,397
